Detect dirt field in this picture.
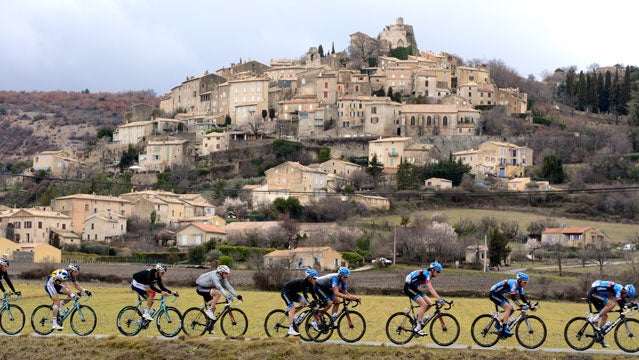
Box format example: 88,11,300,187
7,261,556,298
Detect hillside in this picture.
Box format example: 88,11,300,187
0,90,160,162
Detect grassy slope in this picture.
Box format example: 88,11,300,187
5,283,632,352
361,208,639,243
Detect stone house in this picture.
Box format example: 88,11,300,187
541,226,608,248
250,161,329,207
175,223,227,249
363,98,402,137
368,137,412,169
222,221,281,241
263,246,348,271
201,131,230,156
351,194,390,211
297,109,325,139
425,177,453,190
457,81,495,107
0,208,72,244
4,240,62,263
112,120,154,145
51,194,131,235
120,190,214,227
82,211,127,243
404,143,441,166
452,141,533,179
399,104,480,137
32,150,83,176
139,138,189,172
495,88,529,115
226,74,270,127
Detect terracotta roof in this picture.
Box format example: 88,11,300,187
190,223,226,234
542,227,594,234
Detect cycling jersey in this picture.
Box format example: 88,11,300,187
405,269,431,286
489,279,528,307
196,270,237,298
281,278,317,306
45,269,75,298
132,268,171,294
315,273,346,292
0,269,16,293
588,280,626,309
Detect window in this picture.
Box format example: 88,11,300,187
38,222,42,229
371,106,377,114
91,223,95,230
410,116,415,126
24,221,32,229
443,116,448,126
13,221,20,229
84,204,89,211
427,116,432,126
324,82,328,88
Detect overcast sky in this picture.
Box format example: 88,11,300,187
1,0,637,95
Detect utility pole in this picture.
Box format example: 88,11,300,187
393,225,397,265
483,234,488,272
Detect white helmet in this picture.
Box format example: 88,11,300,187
155,263,167,272
0,258,8,267
217,265,230,274
68,263,80,272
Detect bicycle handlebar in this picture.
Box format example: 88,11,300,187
162,293,179,303
3,292,21,302
437,300,454,310
344,298,361,308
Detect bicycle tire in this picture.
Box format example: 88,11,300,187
0,304,25,335
70,305,96,336
304,309,333,342
515,314,546,349
336,310,366,343
264,309,290,338
563,316,596,351
385,312,415,345
614,317,639,353
429,313,460,346
220,307,248,339
470,314,500,347
30,304,54,335
116,306,143,336
182,307,208,336
156,306,182,337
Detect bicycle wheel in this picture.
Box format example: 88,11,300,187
429,313,460,346
515,314,546,349
470,314,500,347
264,309,290,338
0,304,25,335
304,309,333,342
336,310,366,343
182,307,208,336
563,316,596,351
220,307,248,339
156,306,182,337
385,312,415,345
70,305,96,336
614,317,639,353
116,306,143,336
31,304,54,335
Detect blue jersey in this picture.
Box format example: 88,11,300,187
490,279,525,297
591,280,623,300
316,273,346,292
405,269,431,287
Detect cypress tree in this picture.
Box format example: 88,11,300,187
587,72,599,113
620,66,632,115
318,44,324,57
576,71,588,111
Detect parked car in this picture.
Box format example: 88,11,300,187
372,257,393,266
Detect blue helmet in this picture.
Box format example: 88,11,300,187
625,284,636,299
305,269,319,278
338,266,350,277
516,272,530,281
429,261,443,272
0,258,8,267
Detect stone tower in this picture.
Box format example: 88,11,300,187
377,17,419,55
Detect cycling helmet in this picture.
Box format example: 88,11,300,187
67,263,80,272
338,266,350,277
429,261,443,272
305,268,319,279
217,265,230,274
0,258,8,267
516,272,530,281
624,284,636,299
155,263,167,272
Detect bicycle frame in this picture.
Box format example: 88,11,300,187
491,302,538,334
1,293,20,312
404,298,453,326
587,301,637,338
136,294,178,324
58,293,91,323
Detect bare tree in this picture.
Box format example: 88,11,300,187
279,214,300,249
545,243,568,277
590,239,612,277
348,32,379,69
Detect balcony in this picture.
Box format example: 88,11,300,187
388,151,399,157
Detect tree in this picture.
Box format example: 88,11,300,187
590,239,612,277
96,126,114,141
348,33,379,69
396,161,420,190
279,214,300,249
546,243,568,276
318,147,331,162
488,227,511,267
318,44,324,57
118,144,138,169
366,154,384,181
540,154,566,183
422,160,471,186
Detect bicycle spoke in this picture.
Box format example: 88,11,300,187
430,313,460,346
264,309,290,339
615,318,639,353
515,315,546,349
182,307,208,336
221,308,248,339
564,317,596,351
337,311,366,343
0,304,25,335
385,312,414,345
470,314,500,347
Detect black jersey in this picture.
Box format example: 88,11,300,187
0,269,15,293
282,278,317,301
132,268,171,294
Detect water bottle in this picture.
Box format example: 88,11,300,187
602,321,612,330
422,314,432,325
295,310,308,325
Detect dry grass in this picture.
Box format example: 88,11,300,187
5,282,637,353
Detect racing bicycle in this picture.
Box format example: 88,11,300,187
385,299,459,345
471,302,546,349
182,298,248,338
31,293,96,336
0,291,24,335
116,293,182,337
311,299,365,343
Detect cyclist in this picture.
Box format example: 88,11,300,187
587,280,636,347
281,268,319,336
131,263,178,321
488,271,531,336
44,263,90,330
195,265,242,321
404,261,445,336
0,258,19,296
315,266,361,324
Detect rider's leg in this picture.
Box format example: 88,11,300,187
210,289,222,313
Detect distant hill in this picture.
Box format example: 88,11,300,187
0,90,160,162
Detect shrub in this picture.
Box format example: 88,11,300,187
342,252,364,268
218,255,233,267
252,266,292,291
533,116,552,126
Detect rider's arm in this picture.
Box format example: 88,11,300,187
211,273,229,298
425,281,442,302
222,278,238,298
1,272,16,293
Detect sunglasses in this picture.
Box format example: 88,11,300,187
435,270,441,274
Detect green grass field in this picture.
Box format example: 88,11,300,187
7,282,634,351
